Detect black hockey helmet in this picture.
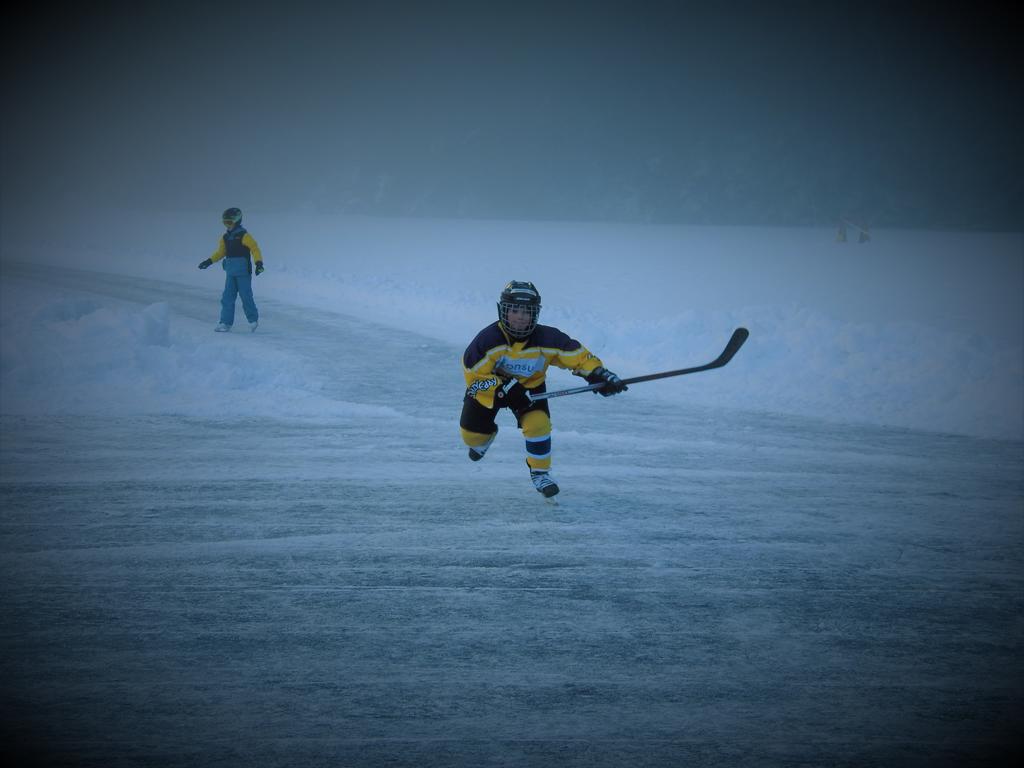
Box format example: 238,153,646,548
222,207,242,228
497,280,541,339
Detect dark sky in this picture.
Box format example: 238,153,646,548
3,2,1021,229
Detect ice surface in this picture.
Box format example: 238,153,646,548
1,217,1021,765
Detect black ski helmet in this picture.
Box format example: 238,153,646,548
222,207,242,227
497,280,541,339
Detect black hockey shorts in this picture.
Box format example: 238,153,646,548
460,384,550,434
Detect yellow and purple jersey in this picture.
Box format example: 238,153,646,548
462,322,604,408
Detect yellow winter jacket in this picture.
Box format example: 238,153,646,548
209,231,263,265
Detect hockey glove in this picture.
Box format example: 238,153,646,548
496,381,532,411
255,262,264,275
198,259,213,269
586,366,628,397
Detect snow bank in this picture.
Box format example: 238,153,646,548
1,210,1021,439
0,280,398,421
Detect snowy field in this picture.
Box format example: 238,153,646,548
2,210,1022,439
1,212,1022,765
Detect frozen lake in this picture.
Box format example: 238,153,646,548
1,265,1021,766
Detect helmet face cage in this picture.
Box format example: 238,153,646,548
497,281,541,339
222,207,242,227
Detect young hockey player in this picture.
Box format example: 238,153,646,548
198,207,264,332
460,280,627,498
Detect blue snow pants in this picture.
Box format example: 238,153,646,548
220,273,259,326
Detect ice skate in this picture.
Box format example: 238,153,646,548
468,426,498,461
249,321,259,332
530,470,559,498
214,323,231,332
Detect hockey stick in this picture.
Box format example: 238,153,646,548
527,327,749,401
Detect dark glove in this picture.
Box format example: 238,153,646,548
255,262,264,275
198,259,213,270
586,366,628,397
496,381,531,411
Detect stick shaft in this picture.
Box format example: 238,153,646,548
527,327,749,401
